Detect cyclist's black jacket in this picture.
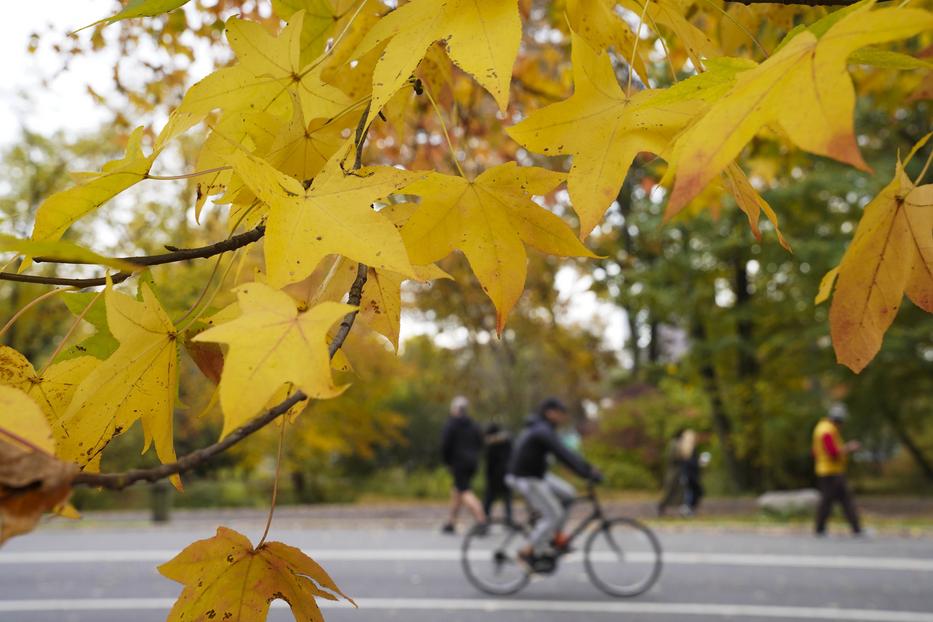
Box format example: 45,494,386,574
507,415,594,479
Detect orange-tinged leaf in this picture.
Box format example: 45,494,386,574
159,526,354,622
666,2,933,213
828,161,932,372
401,162,594,332
229,150,423,287
0,387,77,545
721,163,790,251
508,34,712,238
353,0,521,125
56,283,179,472
193,283,354,437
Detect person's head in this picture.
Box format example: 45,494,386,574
828,403,848,425
450,395,469,417
538,397,569,426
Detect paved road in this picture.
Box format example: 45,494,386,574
1,518,932,622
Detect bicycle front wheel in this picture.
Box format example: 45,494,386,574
584,517,662,597
461,520,531,595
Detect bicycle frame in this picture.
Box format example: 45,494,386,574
560,486,609,552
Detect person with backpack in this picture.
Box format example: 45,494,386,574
440,396,486,534
507,398,602,568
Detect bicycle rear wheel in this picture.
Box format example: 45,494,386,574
461,520,531,595
584,517,662,597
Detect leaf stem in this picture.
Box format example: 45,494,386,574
38,288,104,375
257,416,288,548
146,166,231,181
0,287,74,340
423,83,467,178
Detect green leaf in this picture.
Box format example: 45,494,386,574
849,47,933,70
73,0,191,33
59,293,119,362
0,235,142,273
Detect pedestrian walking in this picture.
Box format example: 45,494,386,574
482,422,513,524
679,429,704,516
440,396,486,534
812,404,862,536
657,428,685,516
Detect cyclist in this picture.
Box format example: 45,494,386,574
507,397,602,568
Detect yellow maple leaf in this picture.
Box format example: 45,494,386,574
193,282,354,437
826,155,932,373
56,283,179,475
666,2,933,213
619,0,719,70
160,526,354,622
228,149,423,287
507,33,705,238
26,127,157,264
352,0,521,125
401,162,594,332
567,0,649,83
0,346,99,441
170,12,350,139
0,385,55,454
273,0,374,66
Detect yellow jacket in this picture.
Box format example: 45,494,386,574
812,418,846,476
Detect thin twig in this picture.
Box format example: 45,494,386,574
1,226,265,288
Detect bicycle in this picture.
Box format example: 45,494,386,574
461,483,662,597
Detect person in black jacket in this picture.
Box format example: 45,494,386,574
482,422,513,524
507,398,602,564
440,396,486,534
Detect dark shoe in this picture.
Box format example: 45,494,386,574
517,549,537,573
441,523,455,535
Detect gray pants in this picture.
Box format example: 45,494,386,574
507,474,576,554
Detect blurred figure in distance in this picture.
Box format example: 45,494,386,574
482,422,513,525
440,396,486,534
813,403,862,536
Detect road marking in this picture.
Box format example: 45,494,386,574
0,597,931,621
1,549,932,571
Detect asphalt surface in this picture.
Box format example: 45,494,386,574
2,516,932,622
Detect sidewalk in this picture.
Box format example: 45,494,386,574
45,495,933,535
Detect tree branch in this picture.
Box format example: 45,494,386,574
72,262,369,490
0,226,265,289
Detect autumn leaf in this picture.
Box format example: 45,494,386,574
56,283,179,476
507,33,706,238
401,162,595,332
826,155,932,372
665,2,933,213
0,387,77,545
566,0,649,83
0,235,142,273
59,292,120,361
26,127,158,265
352,0,520,125
73,0,190,33
721,163,790,251
0,345,99,435
619,0,719,70
272,0,372,66
160,526,354,622
171,12,350,138
193,282,354,437
228,149,423,287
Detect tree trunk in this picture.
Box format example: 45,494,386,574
732,253,763,489
883,408,933,482
691,314,743,492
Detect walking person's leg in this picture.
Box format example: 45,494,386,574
456,466,486,524
814,476,834,535
837,476,862,534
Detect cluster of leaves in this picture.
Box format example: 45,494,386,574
1,0,932,618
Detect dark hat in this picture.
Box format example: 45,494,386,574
538,397,568,417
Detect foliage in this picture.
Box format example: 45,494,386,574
0,0,931,619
